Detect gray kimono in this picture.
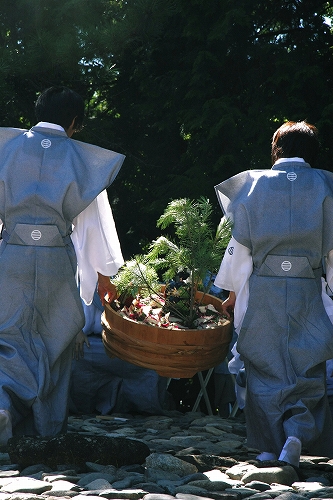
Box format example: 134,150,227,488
0,125,124,437
215,160,333,457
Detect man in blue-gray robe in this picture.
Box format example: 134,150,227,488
0,86,125,444
215,121,333,466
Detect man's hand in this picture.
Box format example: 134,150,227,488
97,272,117,306
73,330,90,359
222,291,236,319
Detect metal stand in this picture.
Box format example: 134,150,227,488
191,368,214,415
167,363,238,417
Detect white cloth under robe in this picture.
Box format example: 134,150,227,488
72,190,124,305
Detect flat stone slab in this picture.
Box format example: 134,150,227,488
7,434,150,470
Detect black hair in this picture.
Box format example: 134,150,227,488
271,120,319,165
35,86,85,131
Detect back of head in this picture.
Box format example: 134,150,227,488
35,86,85,132
271,120,319,165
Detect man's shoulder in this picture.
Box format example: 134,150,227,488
0,126,27,135
0,127,27,147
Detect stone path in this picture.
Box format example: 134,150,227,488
1,411,333,500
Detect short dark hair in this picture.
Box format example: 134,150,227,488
271,120,319,165
35,86,85,131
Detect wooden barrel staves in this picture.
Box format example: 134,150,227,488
101,292,233,378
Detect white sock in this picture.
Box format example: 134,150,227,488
256,452,277,461
278,436,301,467
0,410,12,446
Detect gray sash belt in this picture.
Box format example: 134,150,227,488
2,224,71,247
255,255,321,279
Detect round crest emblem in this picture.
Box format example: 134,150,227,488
281,260,292,272
287,172,297,181
41,139,51,149
31,230,42,241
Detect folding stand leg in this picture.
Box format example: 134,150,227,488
229,372,239,417
192,368,214,415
